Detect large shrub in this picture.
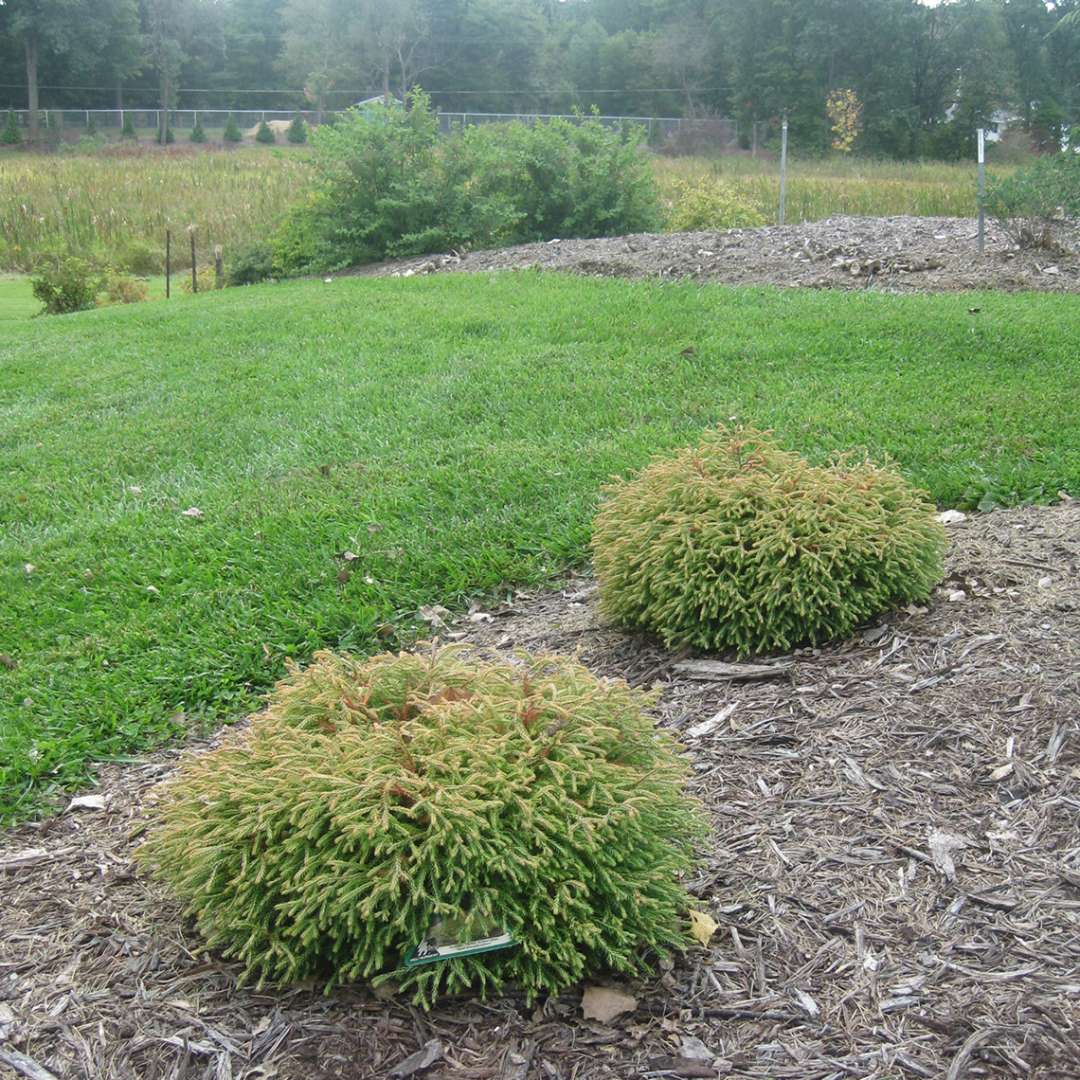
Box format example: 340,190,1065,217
985,152,1080,250
138,646,703,1005
30,255,102,315
592,428,946,656
275,91,660,273
1,110,21,146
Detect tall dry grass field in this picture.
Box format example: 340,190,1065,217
0,146,312,272
652,155,1005,222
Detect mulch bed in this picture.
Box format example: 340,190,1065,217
2,501,1079,1079
348,215,1080,294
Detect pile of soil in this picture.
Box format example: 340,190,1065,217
2,502,1079,1079
353,215,1080,293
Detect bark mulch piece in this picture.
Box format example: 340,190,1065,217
2,502,1078,1079
348,215,1080,294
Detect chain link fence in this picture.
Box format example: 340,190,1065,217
5,107,741,151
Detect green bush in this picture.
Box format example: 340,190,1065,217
120,112,137,140
190,117,207,143
138,646,703,1005
592,428,946,656
31,255,103,315
275,90,659,273
1,110,21,146
985,152,1080,249
287,113,308,144
103,272,149,305
255,120,276,145
666,178,766,231
116,238,162,276
223,115,242,143
86,115,98,136
226,239,275,285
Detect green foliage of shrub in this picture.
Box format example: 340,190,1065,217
138,646,703,1004
275,90,659,273
226,239,275,285
287,113,308,144
255,120,276,145
592,428,947,657
120,113,137,140
31,255,103,315
180,266,217,294
116,238,162,276
159,126,175,146
190,118,207,144
666,178,766,231
1,111,21,146
223,115,242,143
985,152,1080,249
103,273,149,305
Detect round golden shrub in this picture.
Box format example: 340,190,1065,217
138,646,704,1005
592,428,946,656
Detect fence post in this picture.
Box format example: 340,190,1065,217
779,115,789,226
214,245,224,290
190,228,198,293
977,127,986,256
166,230,171,299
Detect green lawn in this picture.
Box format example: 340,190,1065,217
0,275,39,322
2,273,1079,821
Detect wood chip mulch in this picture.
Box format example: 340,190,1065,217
2,501,1078,1080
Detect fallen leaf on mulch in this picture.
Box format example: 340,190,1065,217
581,985,637,1023
388,1038,443,1078
689,909,719,947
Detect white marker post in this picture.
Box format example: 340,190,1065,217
779,115,789,226
977,128,986,255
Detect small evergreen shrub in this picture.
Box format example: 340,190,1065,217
1,110,21,146
287,113,308,144
592,428,947,656
223,115,243,143
985,153,1080,250
120,113,137,140
255,120,276,145
226,239,275,285
31,255,102,315
190,117,207,143
86,115,98,136
666,178,766,232
138,646,703,1004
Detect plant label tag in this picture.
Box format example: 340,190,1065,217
405,924,515,967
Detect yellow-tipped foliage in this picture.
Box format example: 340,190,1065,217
592,428,946,656
138,646,704,1005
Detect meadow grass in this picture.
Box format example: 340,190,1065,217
1,144,999,274
652,155,999,221
2,272,1079,821
0,146,312,272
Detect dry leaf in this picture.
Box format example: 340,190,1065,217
989,762,1014,781
67,794,106,812
181,507,204,519
688,909,718,947
686,703,737,738
937,510,967,525
581,985,637,1023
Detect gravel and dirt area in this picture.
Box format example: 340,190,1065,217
2,501,1078,1079
353,215,1080,293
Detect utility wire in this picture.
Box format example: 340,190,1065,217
0,83,731,95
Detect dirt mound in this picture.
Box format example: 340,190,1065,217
353,215,1080,293
2,501,1079,1079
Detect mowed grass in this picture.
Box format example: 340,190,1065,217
3,273,1079,821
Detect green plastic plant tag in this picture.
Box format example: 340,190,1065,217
405,918,515,967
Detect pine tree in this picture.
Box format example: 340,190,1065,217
0,111,21,146
286,113,308,144
120,112,137,140
223,114,242,143
255,119,276,144
190,117,206,143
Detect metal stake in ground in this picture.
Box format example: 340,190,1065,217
190,228,198,293
779,114,789,226
977,128,986,256
165,230,171,299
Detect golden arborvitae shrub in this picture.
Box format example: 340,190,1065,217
592,428,946,656
138,646,704,1005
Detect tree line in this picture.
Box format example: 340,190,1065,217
1,0,1078,157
